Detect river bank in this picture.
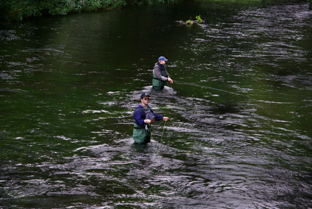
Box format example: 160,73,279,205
0,0,175,24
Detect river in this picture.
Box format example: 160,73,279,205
1,0,312,208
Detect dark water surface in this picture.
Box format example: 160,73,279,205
1,1,312,208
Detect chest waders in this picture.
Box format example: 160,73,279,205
133,107,153,144
152,69,168,90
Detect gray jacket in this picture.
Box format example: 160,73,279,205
153,62,169,81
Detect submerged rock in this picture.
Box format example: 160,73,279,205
177,20,205,27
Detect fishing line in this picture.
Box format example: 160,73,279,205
167,80,172,88
173,79,248,97
148,123,152,139
159,120,167,144
172,80,289,104
153,120,167,155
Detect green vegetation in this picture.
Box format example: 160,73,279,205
195,15,203,23
186,19,194,25
0,0,174,23
179,15,204,26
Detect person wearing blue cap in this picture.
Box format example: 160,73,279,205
152,56,173,90
133,93,169,144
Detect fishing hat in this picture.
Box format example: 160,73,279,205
158,56,168,61
140,92,150,99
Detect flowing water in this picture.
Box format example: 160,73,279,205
1,1,312,208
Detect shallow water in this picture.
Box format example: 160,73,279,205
1,1,312,208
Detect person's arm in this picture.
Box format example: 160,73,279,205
133,109,145,126
167,77,173,83
163,117,169,121
154,113,169,122
149,108,163,121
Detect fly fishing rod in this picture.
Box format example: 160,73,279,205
155,120,167,155
159,120,167,144
173,80,246,97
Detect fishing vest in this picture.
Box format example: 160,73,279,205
133,107,155,129
152,67,168,90
133,107,154,144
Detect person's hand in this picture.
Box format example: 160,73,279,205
168,77,173,84
144,119,151,124
163,117,169,122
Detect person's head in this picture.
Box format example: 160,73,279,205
158,56,168,65
140,93,150,106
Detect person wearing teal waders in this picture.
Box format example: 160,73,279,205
133,93,169,144
152,56,173,90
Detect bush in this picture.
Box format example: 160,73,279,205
0,0,129,23
0,0,174,24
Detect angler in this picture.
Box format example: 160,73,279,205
133,93,169,144
152,56,173,90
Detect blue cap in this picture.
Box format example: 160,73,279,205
140,92,150,99
158,56,168,61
